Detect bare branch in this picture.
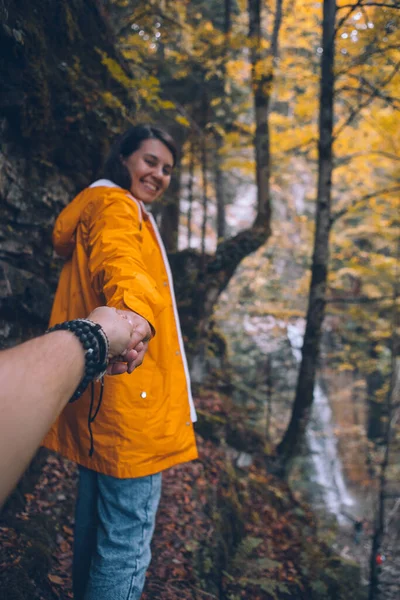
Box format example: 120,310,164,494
334,62,400,138
335,44,400,79
117,7,192,37
334,151,400,168
331,186,400,223
336,0,363,33
276,137,317,156
338,2,400,8
335,84,400,110
345,67,400,108
326,295,394,304
271,0,284,61
334,95,376,139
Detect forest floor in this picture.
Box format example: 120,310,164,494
0,389,395,600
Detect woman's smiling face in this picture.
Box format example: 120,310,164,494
123,138,174,204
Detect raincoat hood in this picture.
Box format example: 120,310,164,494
53,187,91,259
53,180,142,258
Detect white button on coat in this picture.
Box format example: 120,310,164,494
140,391,147,399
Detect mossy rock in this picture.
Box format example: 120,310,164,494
10,513,55,547
1,0,135,185
20,540,53,583
0,509,58,597
299,543,366,600
194,463,246,594
1,450,49,517
226,419,266,454
194,409,226,443
0,567,36,600
321,556,367,600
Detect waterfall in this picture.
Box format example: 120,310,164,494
287,321,354,523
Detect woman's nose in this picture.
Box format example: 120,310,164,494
149,163,161,177
154,165,165,180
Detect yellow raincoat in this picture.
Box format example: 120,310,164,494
43,180,198,478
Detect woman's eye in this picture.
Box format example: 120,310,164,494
145,159,156,166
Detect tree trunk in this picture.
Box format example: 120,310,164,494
159,165,181,252
275,0,337,475
159,124,186,252
248,0,271,228
201,132,209,262
366,342,386,439
368,239,399,600
187,141,195,247
214,135,226,241
214,0,232,242
265,357,272,443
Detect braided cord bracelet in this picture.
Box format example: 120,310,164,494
46,319,110,402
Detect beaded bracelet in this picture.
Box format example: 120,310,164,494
46,319,110,402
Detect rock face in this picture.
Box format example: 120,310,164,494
214,306,300,440
0,0,135,348
0,136,74,347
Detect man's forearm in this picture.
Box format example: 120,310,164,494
0,306,146,505
0,331,85,504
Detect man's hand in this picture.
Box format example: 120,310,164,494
88,307,152,375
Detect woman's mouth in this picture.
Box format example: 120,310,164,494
141,180,158,194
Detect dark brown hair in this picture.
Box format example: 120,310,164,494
102,124,178,190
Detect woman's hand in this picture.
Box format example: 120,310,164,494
88,307,152,375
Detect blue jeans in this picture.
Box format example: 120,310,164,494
73,466,162,600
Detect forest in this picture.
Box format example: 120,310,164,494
0,0,399,599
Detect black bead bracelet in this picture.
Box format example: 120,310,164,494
46,319,110,402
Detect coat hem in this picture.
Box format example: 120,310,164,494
41,442,199,479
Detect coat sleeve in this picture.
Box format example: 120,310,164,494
84,190,165,331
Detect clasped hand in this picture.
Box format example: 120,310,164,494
88,307,152,375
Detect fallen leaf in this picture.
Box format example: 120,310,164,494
59,540,71,552
62,525,73,536
48,574,64,585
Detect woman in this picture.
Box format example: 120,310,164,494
43,125,198,600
